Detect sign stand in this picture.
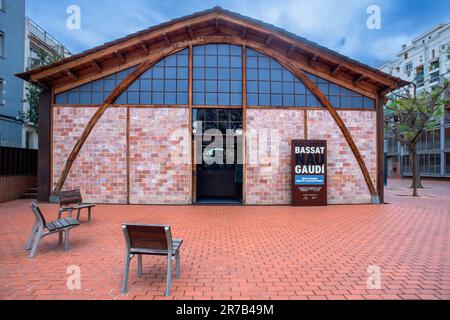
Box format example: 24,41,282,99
292,140,327,206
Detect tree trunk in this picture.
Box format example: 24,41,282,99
408,145,419,197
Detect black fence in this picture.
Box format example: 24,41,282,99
0,147,38,176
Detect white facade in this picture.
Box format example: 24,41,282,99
380,23,450,91
21,17,71,149
379,23,450,178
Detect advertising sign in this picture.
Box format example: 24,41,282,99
292,140,327,206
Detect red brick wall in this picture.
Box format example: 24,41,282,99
307,110,377,204
0,176,36,203
53,107,128,204
245,109,305,205
129,108,191,204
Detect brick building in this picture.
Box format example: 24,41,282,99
17,7,406,205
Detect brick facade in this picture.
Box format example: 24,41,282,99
245,109,305,205
52,106,377,205
53,107,128,204
129,108,191,204
0,176,36,203
307,110,377,204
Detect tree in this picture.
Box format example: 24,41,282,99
19,49,61,130
385,80,448,196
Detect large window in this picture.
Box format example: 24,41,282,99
193,44,242,106
247,48,319,107
54,44,375,109
56,67,136,104
417,129,441,151
118,48,188,105
306,72,375,109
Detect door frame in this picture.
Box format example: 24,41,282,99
190,106,245,204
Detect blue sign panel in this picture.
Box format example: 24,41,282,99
295,175,325,186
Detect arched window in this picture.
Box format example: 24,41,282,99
55,44,374,110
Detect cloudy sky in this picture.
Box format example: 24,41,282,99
26,0,449,67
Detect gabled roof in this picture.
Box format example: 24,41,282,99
17,6,407,95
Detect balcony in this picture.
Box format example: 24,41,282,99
26,17,71,58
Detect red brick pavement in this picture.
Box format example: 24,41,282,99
0,179,449,300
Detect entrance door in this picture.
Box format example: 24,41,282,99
193,109,243,203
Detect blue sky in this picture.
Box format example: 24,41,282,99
26,0,449,67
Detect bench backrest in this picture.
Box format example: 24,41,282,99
59,189,82,206
31,203,46,227
122,224,173,252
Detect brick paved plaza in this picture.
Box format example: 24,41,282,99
0,179,449,300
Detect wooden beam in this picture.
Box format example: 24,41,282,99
287,44,296,58
215,18,220,33
265,35,273,46
241,26,248,39
65,69,78,80
331,64,341,76
139,41,149,54
187,24,194,39
353,74,366,86
114,50,126,64
308,55,319,67
90,60,102,72
162,33,171,46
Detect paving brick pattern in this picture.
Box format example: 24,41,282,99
0,179,448,300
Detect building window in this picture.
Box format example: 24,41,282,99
55,49,189,105
0,31,4,58
117,48,189,105
193,44,242,106
306,72,375,109
405,62,413,72
0,78,4,105
247,48,320,107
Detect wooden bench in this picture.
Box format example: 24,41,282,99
25,203,80,258
58,189,96,224
121,224,183,296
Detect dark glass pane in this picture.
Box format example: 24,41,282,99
152,92,164,104
194,56,205,67
271,82,282,94
80,83,92,92
218,44,230,55
259,94,270,106
80,92,91,104
258,56,270,68
247,69,258,81
206,93,218,105
115,92,127,104
205,81,218,93
104,80,116,91
177,93,188,105
248,94,258,106
259,81,270,94
330,95,340,108
217,109,230,121
92,92,104,104
193,93,204,105
206,57,218,67
258,69,270,81
128,80,140,91
247,57,258,68
165,67,177,79
271,69,282,81
165,92,176,105
283,82,294,94
218,56,229,68
230,81,242,93
341,96,351,108
140,92,151,104
247,81,258,93
56,93,68,104
295,95,306,106
153,67,164,78
205,109,217,121
205,68,217,80
165,80,176,91
218,93,230,105
92,80,103,91
68,92,79,104
218,81,230,92
128,92,139,104
141,79,151,91
230,94,242,106
178,68,189,79
165,55,177,67
178,80,188,92
272,94,282,106
205,44,218,55
153,80,164,91
193,80,204,93
283,95,295,107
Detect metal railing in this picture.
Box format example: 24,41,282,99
26,16,71,58
0,147,38,176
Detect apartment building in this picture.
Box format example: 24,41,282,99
22,16,71,149
0,0,70,149
379,23,450,179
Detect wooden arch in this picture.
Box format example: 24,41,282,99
52,36,378,199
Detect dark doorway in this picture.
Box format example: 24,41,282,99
193,108,243,204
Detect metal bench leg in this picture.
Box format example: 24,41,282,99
76,209,81,221
88,208,92,224
175,252,181,278
137,254,142,277
165,254,172,296
25,223,38,250
121,251,131,294
29,227,44,258
64,229,70,251
59,232,64,247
